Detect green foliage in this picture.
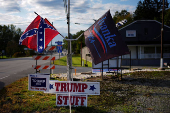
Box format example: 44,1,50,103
134,0,165,21
6,41,20,57
112,10,134,29
25,50,35,57
164,8,170,26
0,24,23,56
12,52,25,58
63,30,85,54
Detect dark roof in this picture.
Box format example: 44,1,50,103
119,20,170,45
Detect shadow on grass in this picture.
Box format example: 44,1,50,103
59,106,107,113
0,81,5,90
0,84,7,104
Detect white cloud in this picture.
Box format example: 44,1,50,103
0,0,21,13
0,0,135,38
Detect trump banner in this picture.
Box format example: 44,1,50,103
45,81,100,95
19,15,59,53
84,10,129,65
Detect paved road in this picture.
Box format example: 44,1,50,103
0,54,91,90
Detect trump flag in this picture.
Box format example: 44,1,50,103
19,15,59,53
84,10,129,65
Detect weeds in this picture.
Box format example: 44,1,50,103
0,71,170,112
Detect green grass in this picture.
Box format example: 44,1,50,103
54,55,92,67
0,71,170,112
0,55,9,59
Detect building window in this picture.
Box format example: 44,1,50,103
144,47,155,53
156,46,170,53
156,47,161,53
164,46,170,53
126,30,136,37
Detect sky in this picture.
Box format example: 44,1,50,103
0,0,139,45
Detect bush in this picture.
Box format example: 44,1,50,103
25,50,30,57
12,52,25,58
72,54,80,57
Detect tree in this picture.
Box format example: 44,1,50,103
6,41,19,57
0,24,23,56
62,30,85,54
113,10,133,28
134,0,166,21
164,8,170,26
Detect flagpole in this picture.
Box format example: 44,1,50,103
67,0,72,81
67,0,72,112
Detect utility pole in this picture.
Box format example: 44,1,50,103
67,0,72,81
160,0,165,69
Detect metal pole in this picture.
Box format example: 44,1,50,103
50,22,53,75
121,55,122,80
81,41,82,66
102,61,103,80
36,52,38,73
160,0,165,69
67,0,72,81
130,51,131,71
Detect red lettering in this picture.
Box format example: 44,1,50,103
55,83,60,91
63,96,68,105
81,97,86,106
71,96,75,105
67,83,72,92
57,96,62,105
35,88,39,90
57,95,87,106
82,84,88,92
61,83,67,92
73,83,81,92
75,96,81,105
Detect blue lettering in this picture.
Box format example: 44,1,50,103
99,22,117,48
88,33,95,43
102,30,110,37
100,24,107,31
98,17,107,26
108,40,116,48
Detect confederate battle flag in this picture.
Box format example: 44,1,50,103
19,15,59,53
84,10,129,65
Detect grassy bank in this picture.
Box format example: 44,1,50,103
0,55,9,59
0,71,170,112
54,55,92,67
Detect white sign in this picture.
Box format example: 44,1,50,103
56,94,87,107
45,80,100,95
92,57,121,73
28,74,50,92
126,30,136,37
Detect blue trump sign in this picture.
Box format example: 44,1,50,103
28,74,50,92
